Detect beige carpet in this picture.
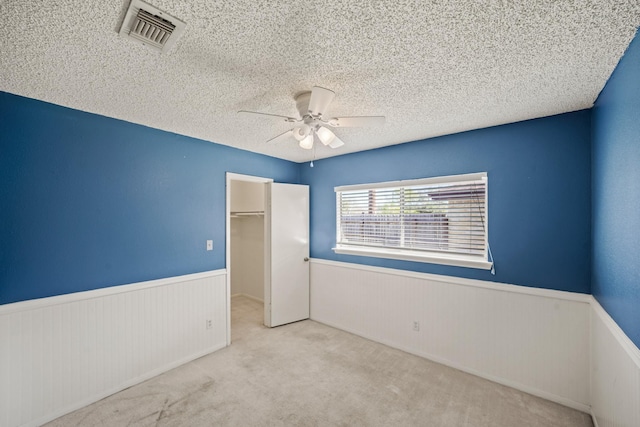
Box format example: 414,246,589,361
46,295,593,426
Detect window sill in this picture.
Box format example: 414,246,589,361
332,245,493,270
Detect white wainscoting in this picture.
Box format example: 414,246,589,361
590,297,640,427
0,270,228,427
310,259,591,412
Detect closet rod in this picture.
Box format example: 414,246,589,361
230,211,264,217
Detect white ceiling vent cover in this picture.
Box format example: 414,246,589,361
119,0,186,53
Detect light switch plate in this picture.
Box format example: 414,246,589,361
206,240,213,251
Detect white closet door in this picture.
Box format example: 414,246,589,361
265,183,310,327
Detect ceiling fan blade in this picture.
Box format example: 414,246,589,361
308,86,335,117
238,110,297,122
266,129,294,144
328,134,344,148
328,116,385,127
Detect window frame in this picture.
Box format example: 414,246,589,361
333,172,493,270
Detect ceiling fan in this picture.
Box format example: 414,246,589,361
238,86,385,150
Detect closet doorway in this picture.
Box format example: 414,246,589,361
225,173,310,345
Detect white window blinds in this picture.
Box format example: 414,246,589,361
335,173,488,259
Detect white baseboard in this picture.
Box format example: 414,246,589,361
241,293,264,303
315,316,590,412
231,292,264,303
310,259,591,411
0,270,228,427
27,343,226,427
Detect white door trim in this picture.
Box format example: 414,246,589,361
225,172,273,345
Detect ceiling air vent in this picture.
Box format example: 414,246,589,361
119,0,186,53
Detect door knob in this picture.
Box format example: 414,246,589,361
304,257,309,262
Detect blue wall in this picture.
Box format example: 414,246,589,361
301,111,592,293
592,31,640,348
0,92,299,304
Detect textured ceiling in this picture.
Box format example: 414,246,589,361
1,1,639,162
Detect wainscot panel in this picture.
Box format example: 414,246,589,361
590,297,640,427
310,259,591,411
0,270,227,427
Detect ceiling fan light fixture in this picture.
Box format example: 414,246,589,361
292,124,311,141
299,134,314,149
316,126,336,146
328,136,345,148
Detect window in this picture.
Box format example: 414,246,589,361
334,172,492,270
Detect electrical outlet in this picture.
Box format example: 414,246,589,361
206,240,213,251
206,319,212,329
412,321,420,332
